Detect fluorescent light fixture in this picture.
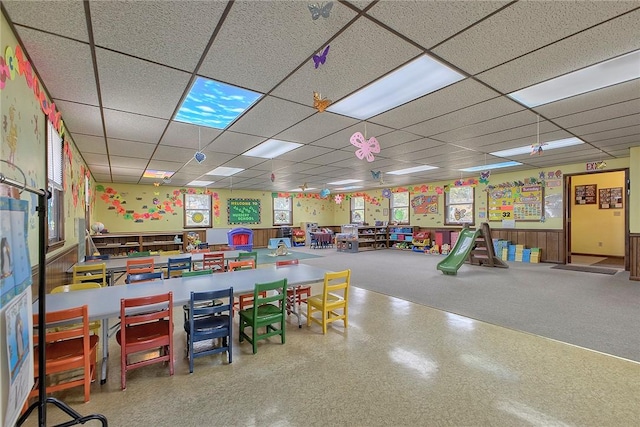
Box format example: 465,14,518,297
508,49,640,107
327,54,464,119
459,161,522,172
328,179,362,185
205,166,244,176
335,186,363,191
187,180,214,187
289,187,317,192
175,76,262,129
143,169,174,178
243,139,302,159
387,165,438,175
491,137,584,157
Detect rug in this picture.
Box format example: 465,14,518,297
551,264,618,275
254,248,322,265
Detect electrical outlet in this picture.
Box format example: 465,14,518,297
598,242,603,247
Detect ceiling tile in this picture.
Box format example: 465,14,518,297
274,112,359,144
160,122,222,149
3,0,88,41
103,110,167,143
55,101,103,137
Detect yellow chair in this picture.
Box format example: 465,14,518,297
51,284,102,336
160,249,181,256
72,263,108,287
306,269,351,334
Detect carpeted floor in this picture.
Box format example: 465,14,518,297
551,264,618,275
299,248,640,362
254,248,322,264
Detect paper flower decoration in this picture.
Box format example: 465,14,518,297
381,189,391,199
320,188,331,198
334,194,343,204
350,132,380,162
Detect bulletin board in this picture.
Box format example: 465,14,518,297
599,187,623,209
575,184,597,205
488,184,544,222
228,198,261,225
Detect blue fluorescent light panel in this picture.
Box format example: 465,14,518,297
175,77,262,129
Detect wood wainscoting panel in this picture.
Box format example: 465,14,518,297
630,234,640,281
485,228,565,263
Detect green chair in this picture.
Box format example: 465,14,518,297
238,251,258,265
239,278,287,354
127,250,151,258
183,269,213,277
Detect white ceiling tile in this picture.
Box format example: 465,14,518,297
277,146,333,162
275,112,359,144
569,114,640,136
160,122,222,149
152,145,199,163
3,0,88,41
551,100,640,129
96,48,191,119
73,134,106,155
103,110,167,143
206,132,265,155
381,138,443,157
433,1,638,74
109,156,148,170
107,139,156,158
83,153,109,166
305,150,355,166
311,123,394,149
146,160,186,171
92,173,112,182
55,101,103,137
90,1,227,71
229,96,315,137
581,125,640,143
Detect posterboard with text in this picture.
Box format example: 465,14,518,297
488,185,544,222
227,199,261,225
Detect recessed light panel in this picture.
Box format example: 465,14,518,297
459,161,522,172
387,165,438,175
328,179,362,185
327,54,464,119
335,186,363,191
508,50,640,107
205,166,244,176
289,188,317,192
243,139,302,159
175,77,262,129
490,137,584,157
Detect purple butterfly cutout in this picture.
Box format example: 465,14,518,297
313,45,330,69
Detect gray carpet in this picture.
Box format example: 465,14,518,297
551,264,618,275
300,249,640,362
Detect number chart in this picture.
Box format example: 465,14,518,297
488,184,543,222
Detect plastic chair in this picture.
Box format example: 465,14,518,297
116,292,174,390
126,257,155,275
238,251,258,265
183,269,213,277
126,271,164,284
72,263,108,287
159,249,181,256
51,284,102,336
184,287,233,373
239,279,287,354
127,250,151,257
228,259,263,313
276,259,311,317
29,305,99,403
166,256,192,278
190,248,210,254
306,269,351,334
202,252,225,272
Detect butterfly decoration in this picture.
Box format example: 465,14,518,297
320,188,330,198
300,182,308,191
350,132,380,162
371,170,381,180
313,92,332,112
313,45,330,69
530,142,547,155
308,2,333,20
270,172,275,182
596,161,607,170
479,170,491,184
153,182,160,187
454,208,467,221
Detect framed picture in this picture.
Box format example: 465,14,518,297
599,187,623,209
184,194,212,228
575,184,597,205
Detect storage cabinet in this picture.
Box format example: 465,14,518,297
336,225,387,252
388,226,416,250
90,231,191,257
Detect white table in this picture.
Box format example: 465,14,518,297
38,264,329,383
68,250,246,286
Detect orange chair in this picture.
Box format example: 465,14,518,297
276,259,311,316
202,252,225,272
190,248,210,254
116,292,174,390
228,260,264,313
29,305,99,404
126,258,155,275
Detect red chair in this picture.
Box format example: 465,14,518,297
228,260,264,313
201,252,225,273
116,292,173,390
276,259,311,316
126,257,155,275
29,305,98,404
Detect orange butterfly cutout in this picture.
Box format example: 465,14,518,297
313,92,332,113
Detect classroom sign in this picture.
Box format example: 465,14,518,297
487,184,543,222
228,199,261,225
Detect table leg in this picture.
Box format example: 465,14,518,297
100,317,109,384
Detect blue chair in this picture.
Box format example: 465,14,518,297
85,254,109,261
126,271,164,284
166,256,192,278
239,279,287,354
184,287,233,373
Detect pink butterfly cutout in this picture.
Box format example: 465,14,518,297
350,132,380,162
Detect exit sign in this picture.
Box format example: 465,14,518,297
586,161,606,171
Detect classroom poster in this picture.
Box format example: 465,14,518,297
487,185,543,222
411,194,438,214
1,197,32,308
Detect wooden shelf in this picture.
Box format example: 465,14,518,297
89,231,190,257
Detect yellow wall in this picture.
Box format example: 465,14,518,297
570,171,626,256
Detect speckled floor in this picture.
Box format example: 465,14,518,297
21,284,640,427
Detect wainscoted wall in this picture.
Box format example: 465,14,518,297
42,245,78,295
490,228,565,264
630,234,640,281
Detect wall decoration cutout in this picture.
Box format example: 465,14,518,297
411,194,438,214
479,170,490,184
313,92,331,112
334,194,343,204
313,45,330,69
320,188,330,198
350,132,380,162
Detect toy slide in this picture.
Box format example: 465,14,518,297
436,228,482,275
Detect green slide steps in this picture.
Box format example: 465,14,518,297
436,228,482,275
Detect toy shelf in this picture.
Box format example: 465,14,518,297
387,226,416,250
90,231,190,257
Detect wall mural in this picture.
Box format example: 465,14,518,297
96,185,220,223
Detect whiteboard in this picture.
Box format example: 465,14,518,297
206,228,232,244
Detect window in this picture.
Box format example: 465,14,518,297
351,196,364,223
445,186,474,225
391,191,409,224
47,120,64,246
184,194,212,228
273,197,292,225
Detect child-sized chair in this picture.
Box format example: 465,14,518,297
307,269,351,334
